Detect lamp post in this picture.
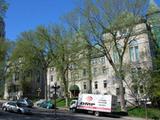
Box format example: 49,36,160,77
37,88,41,99
52,82,60,118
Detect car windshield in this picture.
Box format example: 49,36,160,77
17,103,27,107
70,101,76,105
26,99,32,104
8,102,17,106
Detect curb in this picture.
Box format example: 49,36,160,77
122,116,151,120
32,107,69,113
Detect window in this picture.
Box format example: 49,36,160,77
83,69,87,76
132,85,138,94
50,75,53,82
103,80,107,88
93,67,97,76
113,51,119,63
75,73,79,79
116,88,120,95
37,71,40,83
50,68,54,72
119,29,129,36
102,66,107,74
95,81,98,89
140,85,144,94
83,82,87,89
129,40,139,62
91,59,97,65
15,72,19,81
113,44,122,63
116,87,125,95
100,57,105,64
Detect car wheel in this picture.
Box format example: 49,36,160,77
2,107,7,111
17,109,22,114
47,106,49,109
73,108,76,113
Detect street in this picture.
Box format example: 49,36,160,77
0,108,144,120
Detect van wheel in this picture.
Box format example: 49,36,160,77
70,108,76,113
95,111,100,117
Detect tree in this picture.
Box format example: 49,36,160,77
145,1,160,107
0,0,8,18
12,27,55,99
75,0,147,111
123,64,151,106
0,41,14,98
50,25,84,107
62,10,93,94
0,0,8,98
0,0,8,78
11,24,83,105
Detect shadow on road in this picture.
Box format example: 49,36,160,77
71,110,129,119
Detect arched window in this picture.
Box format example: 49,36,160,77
129,40,139,62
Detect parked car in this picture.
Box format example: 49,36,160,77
34,99,45,107
16,98,33,108
2,101,32,114
39,100,54,109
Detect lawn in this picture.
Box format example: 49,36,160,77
52,98,76,107
128,107,160,119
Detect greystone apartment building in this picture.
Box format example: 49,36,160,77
47,0,160,105
47,23,153,105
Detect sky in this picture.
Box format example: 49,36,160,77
5,0,76,40
4,0,160,41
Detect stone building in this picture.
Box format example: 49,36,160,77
47,0,160,105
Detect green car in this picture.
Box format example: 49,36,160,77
39,100,54,109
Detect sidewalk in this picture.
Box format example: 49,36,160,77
123,116,151,120
57,107,69,111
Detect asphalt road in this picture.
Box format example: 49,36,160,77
0,100,144,120
0,108,145,120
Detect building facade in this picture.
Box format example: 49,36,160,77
47,0,160,105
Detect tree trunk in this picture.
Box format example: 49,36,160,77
62,72,69,107
119,79,126,112
64,82,69,107
43,68,48,100
87,44,92,93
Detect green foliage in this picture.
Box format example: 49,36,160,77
0,80,4,98
20,77,32,96
110,12,138,29
0,40,14,84
0,0,8,17
69,85,79,91
147,54,160,106
11,26,58,99
10,24,84,100
147,0,160,15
